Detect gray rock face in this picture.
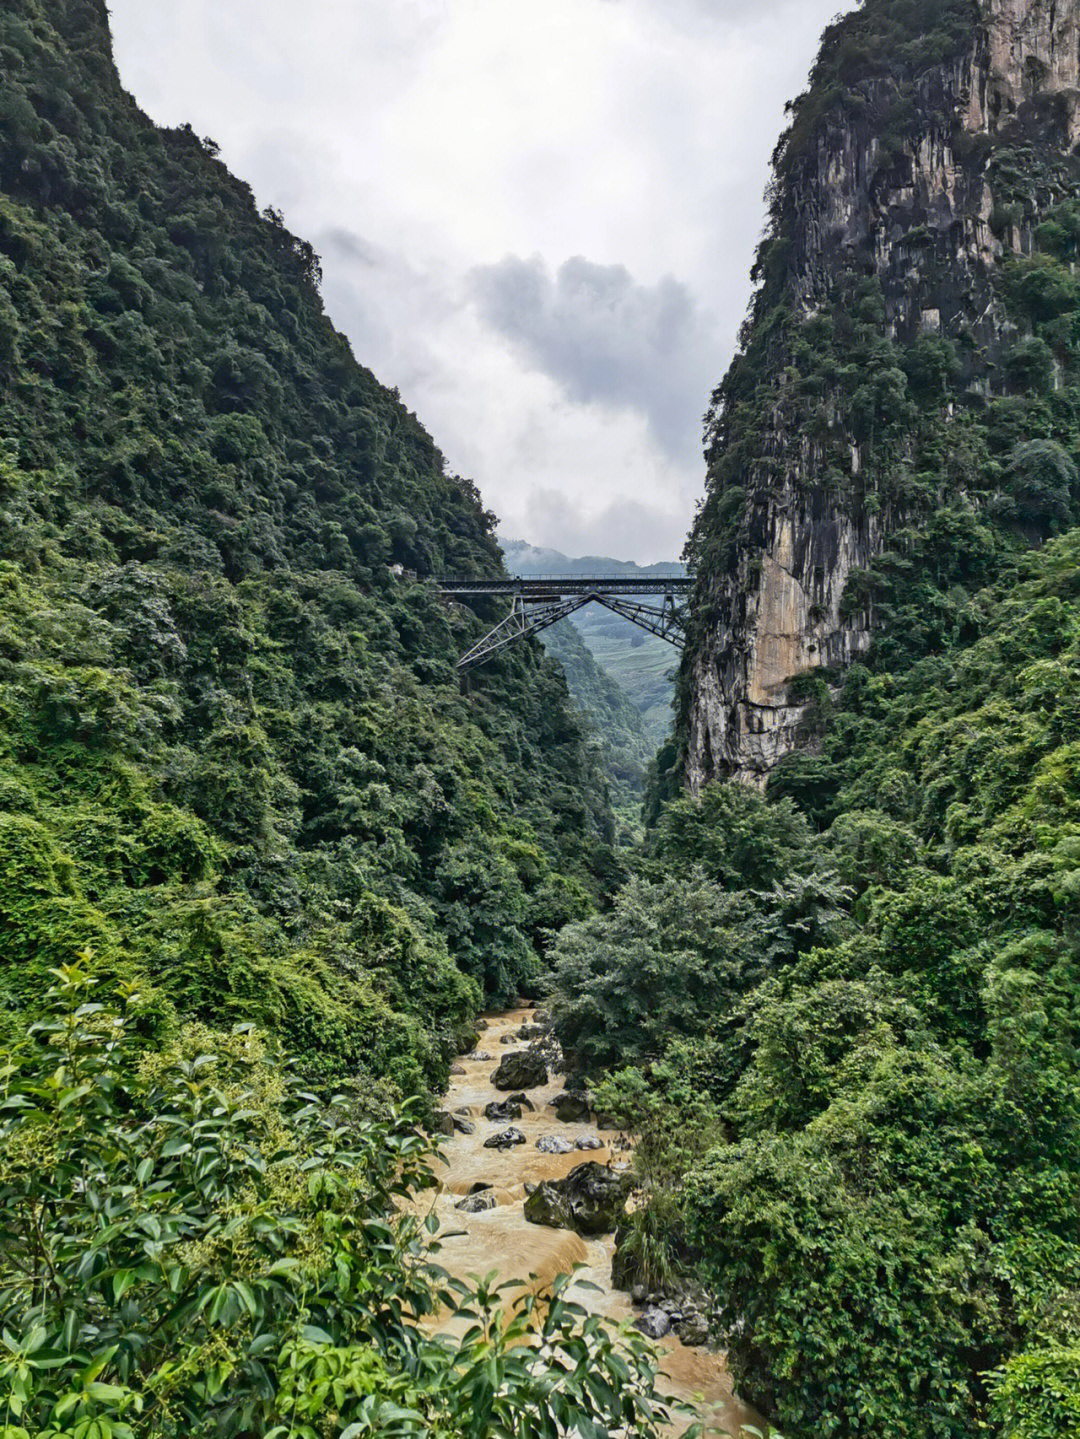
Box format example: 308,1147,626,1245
575,1136,604,1150
634,1308,672,1340
535,1135,574,1154
522,1161,630,1236
553,1091,590,1123
455,1191,498,1213
491,1049,548,1091
684,0,1080,786
677,1313,711,1347
483,1127,526,1150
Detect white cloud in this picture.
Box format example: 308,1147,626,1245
107,0,857,564
470,255,714,463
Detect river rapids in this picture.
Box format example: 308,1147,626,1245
425,1005,763,1436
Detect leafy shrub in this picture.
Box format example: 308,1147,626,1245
1004,337,1056,395
0,962,685,1438
988,1347,1080,1439
1006,439,1076,531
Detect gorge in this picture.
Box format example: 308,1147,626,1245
3,0,1080,1436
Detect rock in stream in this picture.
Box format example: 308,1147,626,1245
523,1161,631,1236
491,1049,548,1091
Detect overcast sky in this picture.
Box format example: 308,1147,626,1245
107,0,856,563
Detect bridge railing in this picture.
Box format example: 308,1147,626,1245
436,575,694,597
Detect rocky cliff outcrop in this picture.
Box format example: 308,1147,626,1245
683,0,1080,786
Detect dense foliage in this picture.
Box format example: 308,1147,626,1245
629,8,1080,1425
0,964,681,1438
550,529,1080,1437
0,0,617,1095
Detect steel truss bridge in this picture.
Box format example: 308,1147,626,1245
436,575,694,673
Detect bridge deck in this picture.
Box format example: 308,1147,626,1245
437,575,693,598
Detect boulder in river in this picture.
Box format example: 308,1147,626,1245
484,1127,526,1150
468,1050,494,1062
553,1091,591,1123
575,1136,603,1150
634,1309,672,1340
484,1091,534,1122
456,1191,498,1213
535,1135,574,1154
450,1064,467,1076
491,1049,548,1091
522,1161,631,1236
451,1114,476,1135
430,1110,455,1136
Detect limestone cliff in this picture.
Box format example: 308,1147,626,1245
682,0,1080,787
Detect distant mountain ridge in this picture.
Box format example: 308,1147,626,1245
499,539,684,582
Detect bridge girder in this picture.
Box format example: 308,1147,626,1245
438,576,690,674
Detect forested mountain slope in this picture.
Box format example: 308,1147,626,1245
531,618,654,829
552,527,1080,1436
0,0,615,1094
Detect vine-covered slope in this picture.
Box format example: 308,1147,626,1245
0,0,615,1093
533,618,655,829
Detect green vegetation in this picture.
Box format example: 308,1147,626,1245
552,532,1080,1436
0,963,680,1437
552,5,1080,1429
0,0,618,1099
0,5,692,1431
11,0,1080,1435
568,616,676,748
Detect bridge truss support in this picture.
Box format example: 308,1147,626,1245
590,592,685,648
447,581,689,674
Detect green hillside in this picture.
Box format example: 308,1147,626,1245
0,0,615,1096
534,618,654,832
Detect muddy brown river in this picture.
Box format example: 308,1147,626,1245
427,1005,764,1436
